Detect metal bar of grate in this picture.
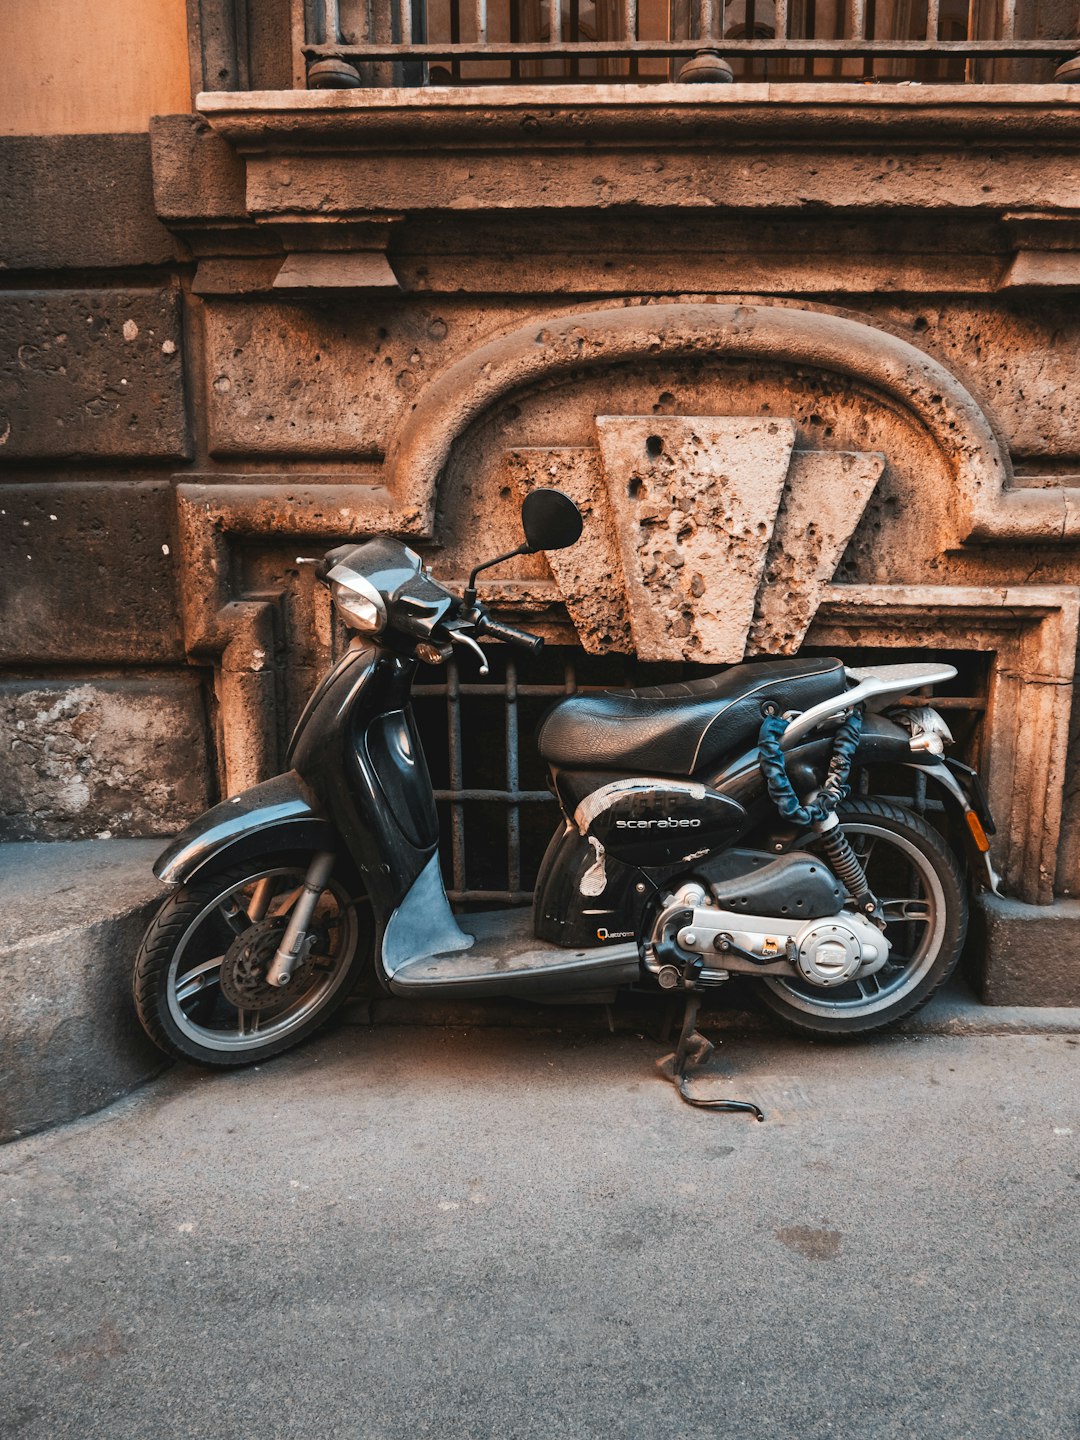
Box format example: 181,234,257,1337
505,656,522,895
450,0,462,80
446,659,466,896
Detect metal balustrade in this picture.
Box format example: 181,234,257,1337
408,645,988,908
305,0,1080,86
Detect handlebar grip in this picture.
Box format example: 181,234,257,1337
477,617,545,653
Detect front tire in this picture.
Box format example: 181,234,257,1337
133,855,371,1067
757,799,967,1039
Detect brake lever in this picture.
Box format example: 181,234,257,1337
450,630,490,676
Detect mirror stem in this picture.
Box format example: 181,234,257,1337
466,542,531,594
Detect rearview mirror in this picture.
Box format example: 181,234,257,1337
521,488,583,553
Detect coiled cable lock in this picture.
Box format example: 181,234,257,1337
757,703,879,916
757,704,863,826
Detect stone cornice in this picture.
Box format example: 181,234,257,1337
197,84,1080,150
187,85,1080,234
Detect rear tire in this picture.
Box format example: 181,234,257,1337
133,854,371,1067
756,799,967,1039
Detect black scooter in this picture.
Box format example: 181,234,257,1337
134,489,996,1094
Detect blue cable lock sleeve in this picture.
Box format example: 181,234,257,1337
757,706,864,828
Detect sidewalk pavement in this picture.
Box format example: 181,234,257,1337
2,1021,1078,1440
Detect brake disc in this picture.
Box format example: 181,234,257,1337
218,917,317,1010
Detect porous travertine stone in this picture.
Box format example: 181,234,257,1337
506,447,632,655
596,415,796,663
748,450,886,655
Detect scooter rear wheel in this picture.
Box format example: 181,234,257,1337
133,855,371,1067
756,798,967,1038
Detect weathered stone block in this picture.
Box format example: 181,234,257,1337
877,299,1080,462
0,840,167,1142
974,892,1080,1005
202,295,468,458
506,447,633,655
0,289,189,461
0,675,212,841
748,450,885,655
0,482,183,664
507,436,885,660
597,416,795,663
0,135,176,272
149,114,249,225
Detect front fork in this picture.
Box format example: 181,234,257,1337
266,850,337,988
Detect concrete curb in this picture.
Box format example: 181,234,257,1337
340,980,1080,1040
0,841,169,1143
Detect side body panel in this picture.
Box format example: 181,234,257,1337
533,821,649,949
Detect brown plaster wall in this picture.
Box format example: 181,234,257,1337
0,0,190,136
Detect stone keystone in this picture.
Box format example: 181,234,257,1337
596,416,796,663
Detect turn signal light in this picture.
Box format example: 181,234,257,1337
965,809,990,853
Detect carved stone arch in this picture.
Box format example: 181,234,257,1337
386,301,1014,540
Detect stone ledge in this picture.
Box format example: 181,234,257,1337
198,83,1080,133
972,892,1080,1006
0,841,168,1143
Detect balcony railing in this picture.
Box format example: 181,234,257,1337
304,0,1080,87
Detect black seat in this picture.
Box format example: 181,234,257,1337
537,657,848,777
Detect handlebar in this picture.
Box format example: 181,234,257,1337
475,615,545,654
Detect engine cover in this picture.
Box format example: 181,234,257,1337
791,920,873,986
647,883,889,987
696,848,844,920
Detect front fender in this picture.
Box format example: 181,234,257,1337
154,771,336,887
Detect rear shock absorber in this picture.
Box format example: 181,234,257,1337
814,813,880,919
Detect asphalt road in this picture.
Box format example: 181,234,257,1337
2,1024,1078,1440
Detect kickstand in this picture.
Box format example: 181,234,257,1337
657,994,765,1120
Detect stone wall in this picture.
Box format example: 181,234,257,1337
3,86,1080,994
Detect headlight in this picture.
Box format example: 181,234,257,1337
332,580,386,635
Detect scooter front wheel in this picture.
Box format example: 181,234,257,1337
756,799,967,1039
133,855,371,1067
